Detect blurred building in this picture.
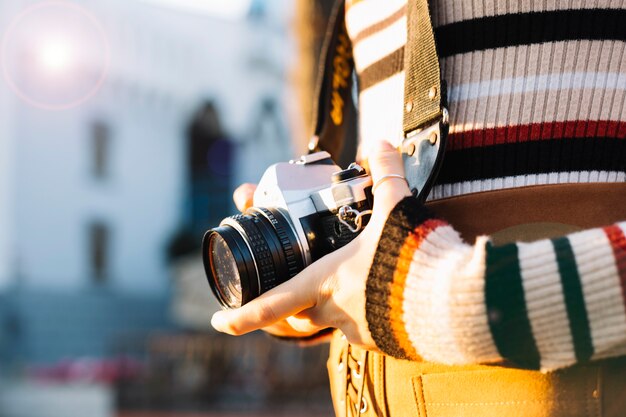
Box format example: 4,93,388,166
0,0,296,365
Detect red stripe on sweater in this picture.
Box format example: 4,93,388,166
448,120,626,151
603,225,626,311
410,219,449,246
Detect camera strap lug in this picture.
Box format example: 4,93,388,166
401,107,449,203
337,205,372,234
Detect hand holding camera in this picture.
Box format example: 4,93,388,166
208,141,411,349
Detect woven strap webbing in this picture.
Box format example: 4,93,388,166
311,0,445,156
402,0,444,135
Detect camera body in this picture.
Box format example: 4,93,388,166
203,151,373,309
253,151,372,264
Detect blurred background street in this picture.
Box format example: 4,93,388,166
0,0,336,415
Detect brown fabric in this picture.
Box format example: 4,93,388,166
425,183,626,244
328,182,626,417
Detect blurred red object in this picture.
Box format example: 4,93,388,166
27,356,144,384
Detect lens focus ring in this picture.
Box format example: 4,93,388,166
255,208,301,279
230,214,277,290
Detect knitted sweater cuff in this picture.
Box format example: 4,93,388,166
365,194,626,370
365,197,439,360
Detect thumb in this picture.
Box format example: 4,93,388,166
368,141,412,215
233,183,257,212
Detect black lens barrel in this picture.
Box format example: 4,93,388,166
252,208,304,286
203,207,304,309
203,226,257,308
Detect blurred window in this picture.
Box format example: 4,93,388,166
91,121,111,179
89,222,109,284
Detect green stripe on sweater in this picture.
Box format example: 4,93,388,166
485,242,541,369
552,236,594,362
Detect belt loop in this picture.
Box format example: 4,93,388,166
337,334,352,417
355,350,369,415
340,336,350,417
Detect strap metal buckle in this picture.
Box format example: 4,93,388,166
401,108,449,202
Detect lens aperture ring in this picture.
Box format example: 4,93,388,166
255,208,302,278
230,214,277,290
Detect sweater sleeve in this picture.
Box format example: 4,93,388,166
366,197,626,371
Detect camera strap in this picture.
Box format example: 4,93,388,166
307,0,355,163
308,0,449,202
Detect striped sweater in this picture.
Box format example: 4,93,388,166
347,0,626,370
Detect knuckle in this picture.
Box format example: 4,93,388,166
255,303,279,325
328,311,348,329
302,310,324,328
317,272,338,304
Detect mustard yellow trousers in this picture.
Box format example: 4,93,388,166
328,331,626,417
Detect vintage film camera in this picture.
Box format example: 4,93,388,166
202,152,373,309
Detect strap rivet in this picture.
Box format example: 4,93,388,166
428,86,438,100
429,131,438,145
405,101,413,113
308,135,319,151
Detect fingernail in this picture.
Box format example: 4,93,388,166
211,312,228,332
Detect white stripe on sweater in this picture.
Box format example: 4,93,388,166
568,227,626,360
428,172,626,201
441,41,626,86
518,239,576,369
447,235,501,362
449,72,626,103
404,227,501,364
402,225,466,363
357,72,405,160
353,17,407,72
345,0,407,38
447,89,625,134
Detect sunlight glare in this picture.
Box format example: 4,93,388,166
38,38,75,74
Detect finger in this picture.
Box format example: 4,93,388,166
285,315,325,334
368,141,412,215
233,183,257,212
262,319,324,338
211,268,319,335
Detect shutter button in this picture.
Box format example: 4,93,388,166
332,163,367,184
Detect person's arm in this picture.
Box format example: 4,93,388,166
213,142,626,372
367,198,626,371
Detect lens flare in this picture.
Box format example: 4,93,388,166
37,38,75,74
1,1,111,110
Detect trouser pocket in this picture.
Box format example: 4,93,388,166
413,366,601,417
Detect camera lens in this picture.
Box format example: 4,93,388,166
208,234,242,308
203,208,304,309
203,225,256,309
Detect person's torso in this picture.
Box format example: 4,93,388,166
346,0,626,201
